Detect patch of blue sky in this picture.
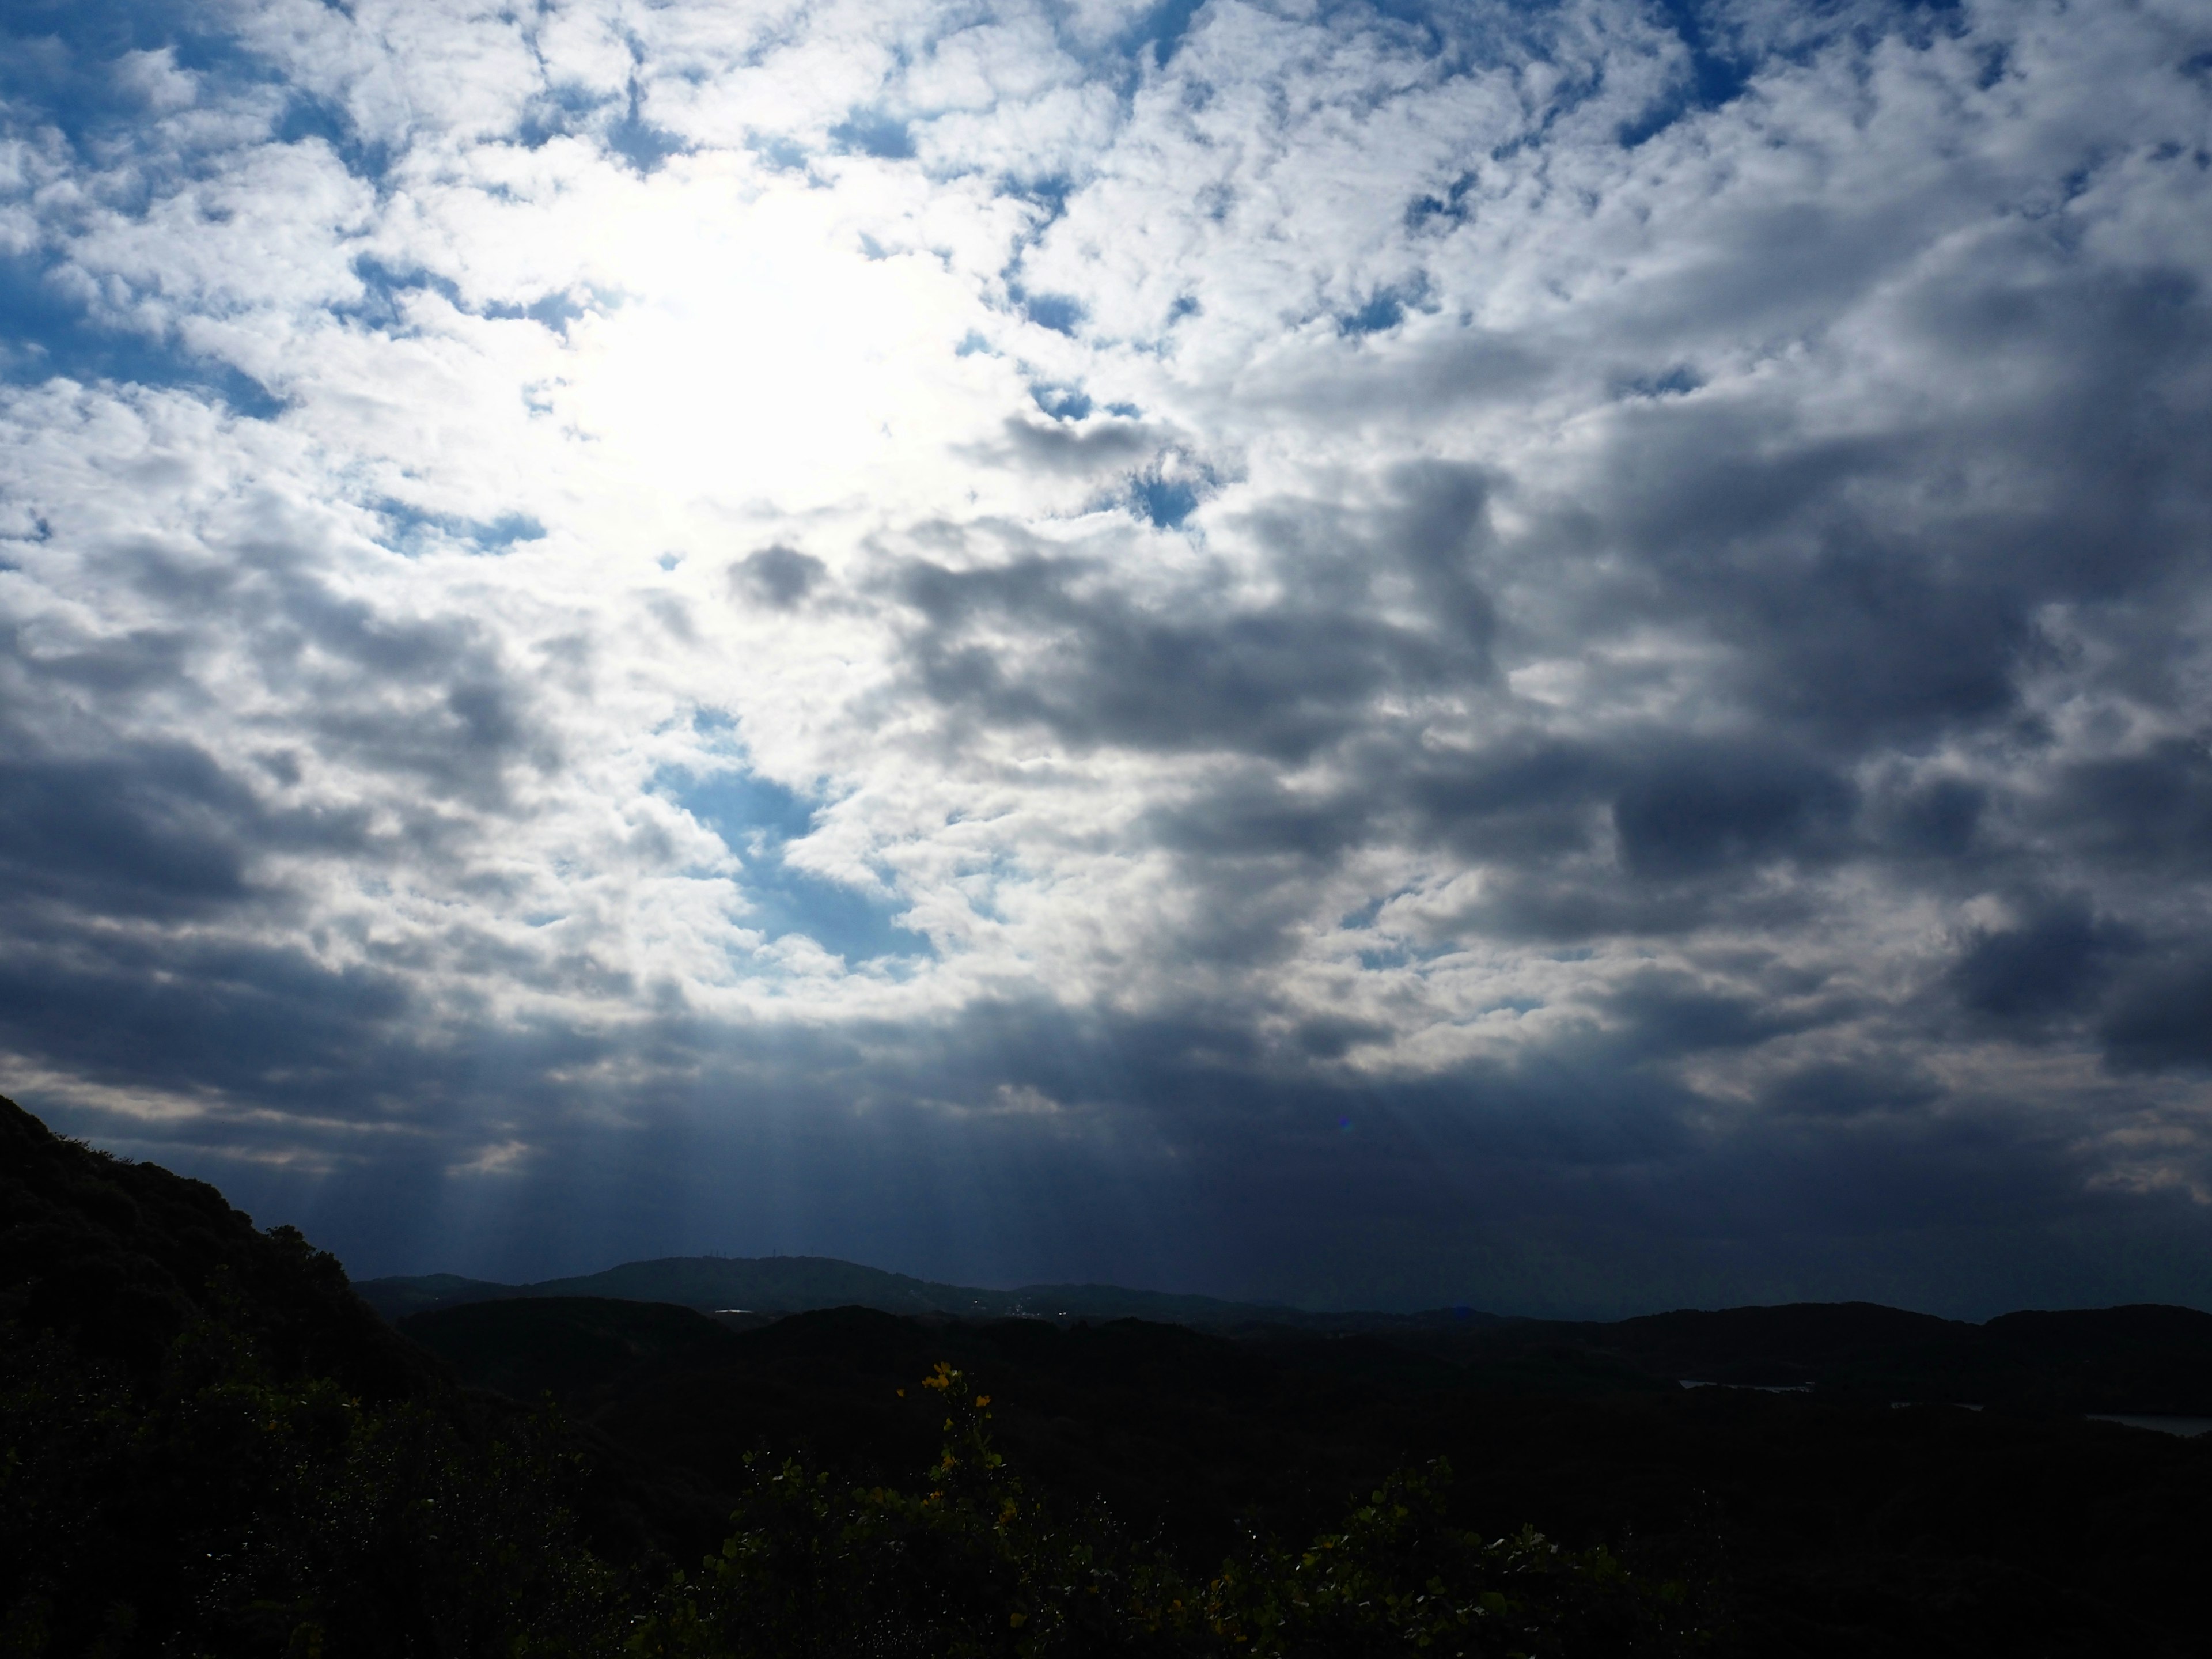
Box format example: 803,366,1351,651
0,1,395,187
336,258,465,332
0,253,283,416
1319,0,1452,61
513,81,620,151
1340,291,1408,336
1017,290,1084,336
343,259,608,340
1618,0,1755,148
371,499,546,557
1340,272,1430,337
1119,0,1208,70
1131,474,1200,530
606,89,687,174
1356,937,1462,971
1486,46,1611,165
1031,382,1093,421
1121,449,1224,530
1618,365,1704,399
1338,895,1388,930
480,290,592,339
1406,172,1479,231
660,766,933,966
668,765,816,850
830,107,914,161
747,132,813,172
0,1,262,152
275,92,399,183
1004,174,1074,230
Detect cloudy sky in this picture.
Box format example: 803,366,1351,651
5,0,2210,1316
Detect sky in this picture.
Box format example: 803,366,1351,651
3,0,2211,1319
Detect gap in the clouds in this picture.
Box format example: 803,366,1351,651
606,84,687,175
831,108,915,162
658,762,933,967
1114,450,1222,531
371,500,546,558
1618,366,1705,400
275,94,398,184
340,258,467,333
1406,173,1479,232
1006,176,1074,232
1618,0,1755,149
343,258,609,342
1339,895,1388,931
1031,383,1093,422
1353,939,1465,971
1338,276,1431,338
479,291,593,340
1130,474,1199,531
0,255,282,418
1115,0,1209,71
0,3,259,156
1319,0,1452,63
513,81,620,154
747,134,814,173
1010,285,1085,338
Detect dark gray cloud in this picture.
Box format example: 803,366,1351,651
732,544,829,609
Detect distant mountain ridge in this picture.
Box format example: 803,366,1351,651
358,1254,2212,1416
354,1253,1503,1332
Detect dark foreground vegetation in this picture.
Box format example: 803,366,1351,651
7,1095,2211,1657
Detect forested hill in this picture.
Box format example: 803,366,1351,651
1,1093,432,1402
360,1252,2212,1417
0,1096,646,1656
355,1255,1501,1331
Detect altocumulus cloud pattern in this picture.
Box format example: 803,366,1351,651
3,0,2211,1316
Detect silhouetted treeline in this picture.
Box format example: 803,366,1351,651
10,1096,2212,1657
365,1255,2212,1418
0,1097,627,1655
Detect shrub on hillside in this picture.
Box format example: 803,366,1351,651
633,1362,1706,1658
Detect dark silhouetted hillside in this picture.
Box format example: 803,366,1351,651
0,1096,630,1657
1,1095,437,1401
400,1294,746,1403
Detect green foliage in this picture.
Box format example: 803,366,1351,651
633,1363,1705,1659
1182,1468,1697,1658
0,1308,626,1658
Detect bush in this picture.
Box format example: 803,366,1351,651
634,1363,1707,1659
